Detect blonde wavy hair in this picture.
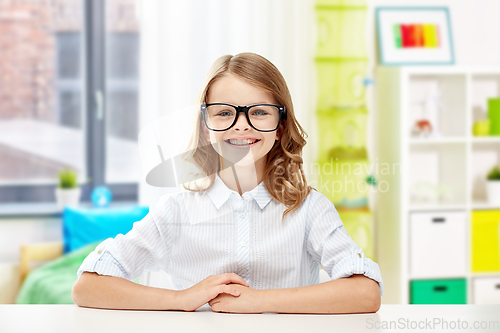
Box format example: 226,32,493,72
184,52,311,217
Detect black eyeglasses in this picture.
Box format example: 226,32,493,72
200,103,286,132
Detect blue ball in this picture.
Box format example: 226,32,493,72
91,186,113,208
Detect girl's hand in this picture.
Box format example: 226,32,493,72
208,284,265,313
177,273,249,311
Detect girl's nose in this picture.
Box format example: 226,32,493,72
233,113,250,131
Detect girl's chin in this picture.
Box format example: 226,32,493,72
219,149,260,166
221,153,257,166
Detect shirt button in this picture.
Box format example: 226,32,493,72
97,250,102,254
240,213,246,219
239,268,248,275
357,253,362,258
240,241,247,247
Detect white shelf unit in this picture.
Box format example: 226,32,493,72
375,66,500,304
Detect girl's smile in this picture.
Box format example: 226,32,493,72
224,137,262,148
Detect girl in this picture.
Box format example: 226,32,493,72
72,53,383,314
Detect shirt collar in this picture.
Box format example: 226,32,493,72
207,174,273,210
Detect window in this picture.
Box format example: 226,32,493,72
0,0,140,203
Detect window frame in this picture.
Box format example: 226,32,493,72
0,0,138,204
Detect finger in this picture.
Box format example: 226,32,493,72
209,294,221,305
207,285,234,301
217,273,249,286
215,284,241,297
211,303,222,312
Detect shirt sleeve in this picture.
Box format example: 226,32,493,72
305,191,384,296
77,197,174,281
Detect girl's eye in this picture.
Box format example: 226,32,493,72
252,109,268,116
217,111,234,117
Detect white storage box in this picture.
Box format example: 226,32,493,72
410,211,467,278
473,277,500,304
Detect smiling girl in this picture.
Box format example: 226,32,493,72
72,53,383,314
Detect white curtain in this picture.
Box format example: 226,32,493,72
137,0,316,205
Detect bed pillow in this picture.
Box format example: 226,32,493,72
16,241,100,304
62,206,149,253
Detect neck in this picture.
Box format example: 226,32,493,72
218,157,266,195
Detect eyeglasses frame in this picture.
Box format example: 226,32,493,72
200,103,287,132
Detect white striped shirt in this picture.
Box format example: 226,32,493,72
78,175,384,301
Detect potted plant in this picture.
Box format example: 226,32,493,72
486,166,500,205
55,169,81,209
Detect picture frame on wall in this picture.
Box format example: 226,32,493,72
376,7,455,65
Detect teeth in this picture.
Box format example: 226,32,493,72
227,139,258,145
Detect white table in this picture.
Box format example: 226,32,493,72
0,304,499,333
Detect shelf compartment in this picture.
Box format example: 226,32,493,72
471,141,500,204
409,142,466,207
316,59,367,110
410,211,467,278
471,73,500,133
315,7,366,58
316,158,369,207
316,109,367,162
472,277,500,304
408,74,467,139
471,210,500,273
410,278,467,304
